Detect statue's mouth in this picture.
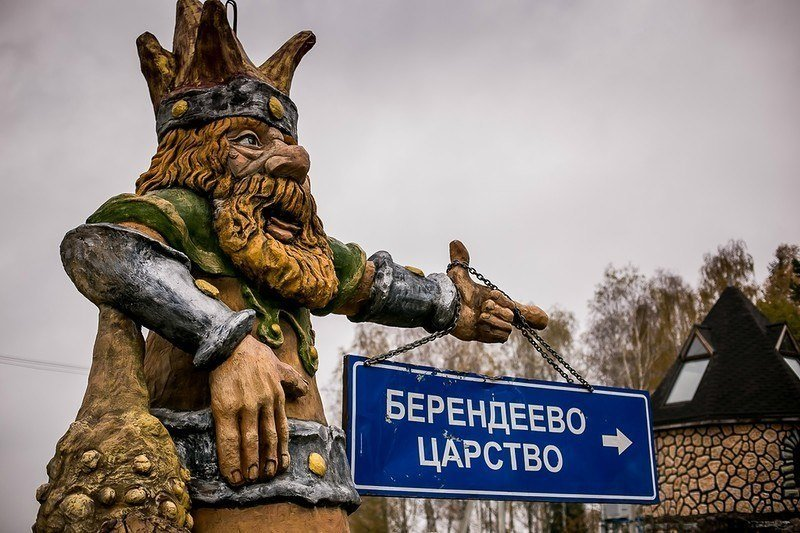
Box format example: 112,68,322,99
264,205,302,243
256,178,308,244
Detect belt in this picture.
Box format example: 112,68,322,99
151,408,361,512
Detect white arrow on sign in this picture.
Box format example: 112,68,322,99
602,428,633,455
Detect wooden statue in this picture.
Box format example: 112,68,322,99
33,1,548,531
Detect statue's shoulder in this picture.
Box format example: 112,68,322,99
87,188,236,276
315,237,367,316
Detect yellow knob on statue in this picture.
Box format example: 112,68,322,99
268,96,285,120
194,279,220,299
171,99,188,117
308,452,326,477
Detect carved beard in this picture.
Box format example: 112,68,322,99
212,174,337,309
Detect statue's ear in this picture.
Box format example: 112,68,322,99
259,31,316,95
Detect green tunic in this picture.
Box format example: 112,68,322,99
87,188,366,376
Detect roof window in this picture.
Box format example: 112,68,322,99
666,331,713,404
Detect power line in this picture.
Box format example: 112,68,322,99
0,353,89,375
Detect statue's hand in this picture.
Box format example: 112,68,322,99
447,240,548,343
209,335,309,486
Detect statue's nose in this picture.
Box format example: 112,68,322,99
265,144,310,183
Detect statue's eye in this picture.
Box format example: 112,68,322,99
233,133,261,147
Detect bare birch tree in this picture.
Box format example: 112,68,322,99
583,265,696,391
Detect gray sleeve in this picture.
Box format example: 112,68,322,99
348,251,458,332
61,223,255,369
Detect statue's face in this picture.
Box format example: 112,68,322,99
137,116,337,308
224,122,312,244
213,118,337,308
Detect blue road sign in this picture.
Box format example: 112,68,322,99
344,355,658,504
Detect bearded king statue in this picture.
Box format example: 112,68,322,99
33,1,548,531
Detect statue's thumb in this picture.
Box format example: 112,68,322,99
279,364,309,399
448,240,471,283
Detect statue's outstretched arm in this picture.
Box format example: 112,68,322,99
342,240,549,344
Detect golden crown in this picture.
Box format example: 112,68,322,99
137,0,315,140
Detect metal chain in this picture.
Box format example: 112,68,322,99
364,296,461,366
364,260,594,392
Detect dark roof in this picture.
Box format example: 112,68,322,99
652,286,800,427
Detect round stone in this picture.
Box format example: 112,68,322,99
698,474,715,492
742,452,758,469
309,346,318,358
97,486,116,506
35,483,50,502
60,493,94,521
133,454,153,475
308,452,327,477
169,477,185,498
271,323,282,335
268,96,284,120
171,100,188,118
80,450,101,471
124,487,147,505
160,500,178,520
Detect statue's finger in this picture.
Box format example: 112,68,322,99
480,313,513,333
260,405,279,478
275,395,290,473
518,304,549,330
448,240,473,286
485,303,514,323
239,408,260,482
478,323,512,343
214,412,243,486
449,240,471,265
279,362,309,399
488,289,514,309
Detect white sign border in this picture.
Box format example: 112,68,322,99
349,358,658,502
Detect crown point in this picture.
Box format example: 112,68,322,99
259,31,317,95
137,31,175,110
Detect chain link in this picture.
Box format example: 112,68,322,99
364,260,594,392
364,296,461,366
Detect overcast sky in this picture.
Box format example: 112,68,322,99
1,0,798,528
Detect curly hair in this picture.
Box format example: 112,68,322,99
136,118,236,198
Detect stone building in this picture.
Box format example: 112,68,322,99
646,287,800,529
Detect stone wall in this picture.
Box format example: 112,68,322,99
646,423,800,520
